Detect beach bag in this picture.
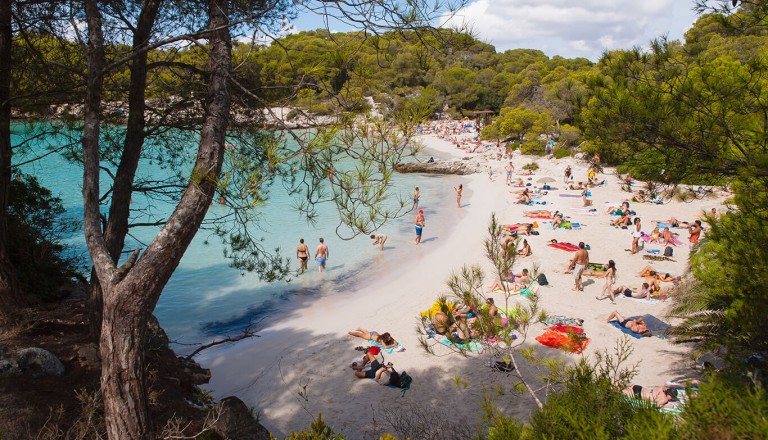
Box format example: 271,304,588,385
537,273,549,286
664,246,674,257
397,371,413,396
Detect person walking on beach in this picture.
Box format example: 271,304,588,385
455,184,463,208
370,232,387,250
505,162,515,185
569,242,589,291
595,260,617,302
296,238,309,274
414,209,425,244
413,187,420,210
315,238,329,272
631,217,642,254
564,165,572,184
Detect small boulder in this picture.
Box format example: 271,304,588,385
75,343,101,370
16,348,65,377
213,397,270,440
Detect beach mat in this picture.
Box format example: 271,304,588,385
641,314,673,337
559,194,582,198
541,315,584,327
609,321,644,339
617,294,660,305
436,336,483,353
535,328,590,354
610,314,672,338
548,242,580,252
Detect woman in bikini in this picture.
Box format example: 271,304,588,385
455,184,463,208
631,217,642,254
296,238,309,274
606,311,651,336
348,328,398,349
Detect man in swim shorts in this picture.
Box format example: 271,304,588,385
569,242,589,291
296,238,309,274
505,162,514,185
315,237,329,272
415,209,425,244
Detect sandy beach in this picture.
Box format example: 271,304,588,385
198,134,725,438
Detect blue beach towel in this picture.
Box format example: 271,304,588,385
436,336,483,353
368,339,404,354
609,321,644,339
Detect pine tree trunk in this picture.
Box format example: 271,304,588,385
88,0,162,340
0,0,25,321
82,0,232,436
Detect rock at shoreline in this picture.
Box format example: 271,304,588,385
394,159,482,175
213,397,271,440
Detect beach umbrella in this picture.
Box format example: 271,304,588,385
537,177,556,183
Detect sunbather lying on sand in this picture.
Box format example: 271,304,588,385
523,209,553,218
656,217,691,228
499,223,534,236
606,311,651,336
348,328,398,349
596,283,654,303
516,188,532,204
637,265,682,284
623,380,700,408
628,190,650,203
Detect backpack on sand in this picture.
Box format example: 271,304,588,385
537,273,549,286
664,246,674,257
397,371,413,396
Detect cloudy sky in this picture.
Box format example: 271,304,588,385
440,0,701,60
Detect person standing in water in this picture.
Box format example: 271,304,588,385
415,210,425,244
296,238,309,274
315,238,329,272
370,232,387,250
455,184,463,208
413,187,420,210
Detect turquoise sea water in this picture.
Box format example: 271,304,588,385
12,123,459,347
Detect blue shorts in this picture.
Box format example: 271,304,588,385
317,256,327,267
415,226,423,236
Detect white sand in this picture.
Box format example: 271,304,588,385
198,135,724,438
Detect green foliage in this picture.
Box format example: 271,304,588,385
284,414,345,440
7,174,81,302
520,141,544,156
677,375,768,439
670,208,768,368
521,162,539,171
553,148,572,159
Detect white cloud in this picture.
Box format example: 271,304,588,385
442,0,699,60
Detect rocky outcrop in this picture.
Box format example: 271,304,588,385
394,159,483,175
213,397,271,440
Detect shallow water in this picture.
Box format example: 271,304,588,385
12,123,459,346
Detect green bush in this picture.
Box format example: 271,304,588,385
520,141,545,156
554,148,572,159
522,162,539,171
7,174,82,302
